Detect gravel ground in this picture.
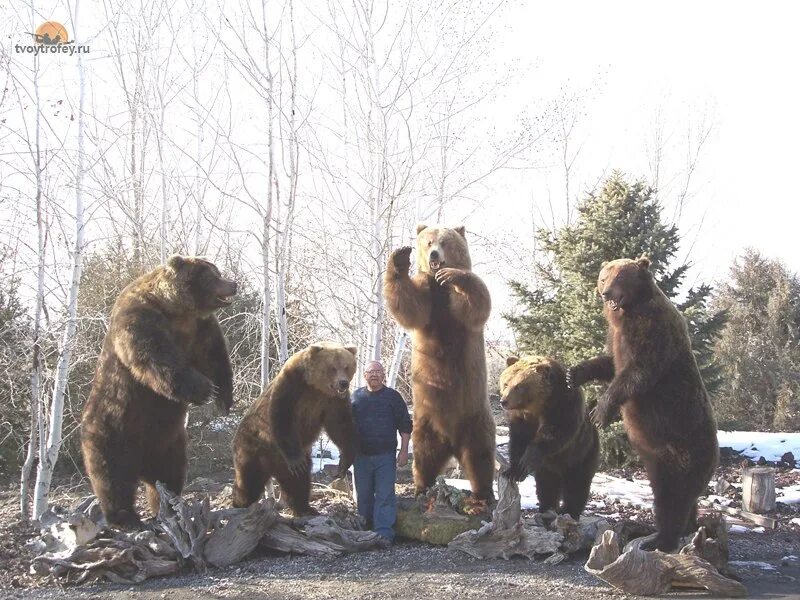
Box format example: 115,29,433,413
5,533,800,600
4,452,800,600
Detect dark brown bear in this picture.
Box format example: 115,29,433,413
232,342,358,515
384,225,495,502
499,356,599,519
567,257,719,551
81,256,236,527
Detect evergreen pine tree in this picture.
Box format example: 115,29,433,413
507,171,725,392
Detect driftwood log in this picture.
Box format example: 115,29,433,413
585,514,747,597
31,482,388,584
448,475,611,561
742,466,776,513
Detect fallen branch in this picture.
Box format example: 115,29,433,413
585,519,747,597
698,501,778,529
31,482,387,584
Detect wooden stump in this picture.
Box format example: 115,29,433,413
742,466,776,513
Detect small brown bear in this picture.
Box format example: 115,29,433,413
384,225,495,501
232,342,358,515
567,257,719,551
499,355,599,519
81,256,237,527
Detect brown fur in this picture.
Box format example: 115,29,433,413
500,356,599,519
81,256,237,527
569,257,718,551
232,342,358,514
384,225,495,500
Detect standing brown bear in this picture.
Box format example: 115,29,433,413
499,355,599,519
567,257,718,551
232,342,358,515
384,225,495,502
81,256,237,527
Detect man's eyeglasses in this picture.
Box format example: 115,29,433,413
365,370,384,375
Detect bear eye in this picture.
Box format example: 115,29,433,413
427,240,433,247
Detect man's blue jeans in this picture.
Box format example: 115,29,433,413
353,452,397,541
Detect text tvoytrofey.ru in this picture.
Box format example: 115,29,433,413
15,43,90,56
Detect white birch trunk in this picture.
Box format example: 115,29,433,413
20,0,45,522
259,0,275,389
386,331,407,389
275,0,300,366
32,0,87,520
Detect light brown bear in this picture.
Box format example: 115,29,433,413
81,256,236,527
384,225,495,501
499,355,599,519
232,342,358,515
567,257,719,551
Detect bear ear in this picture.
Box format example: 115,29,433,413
637,255,651,270
344,345,358,357
416,223,428,235
506,356,520,367
454,225,466,238
167,255,185,271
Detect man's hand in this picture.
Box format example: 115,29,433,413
397,449,409,467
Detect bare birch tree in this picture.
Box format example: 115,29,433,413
31,0,88,519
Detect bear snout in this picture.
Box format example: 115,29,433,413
337,379,349,392
429,249,440,261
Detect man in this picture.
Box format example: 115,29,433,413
351,360,412,542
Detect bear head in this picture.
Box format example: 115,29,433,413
498,355,564,414
597,256,654,312
415,224,471,276
159,255,238,315
302,342,358,398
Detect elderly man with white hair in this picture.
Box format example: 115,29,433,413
350,360,412,542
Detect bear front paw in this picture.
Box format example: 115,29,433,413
501,463,530,483
285,454,309,476
590,400,617,428
434,267,464,287
390,247,413,272
178,370,216,405
565,366,581,389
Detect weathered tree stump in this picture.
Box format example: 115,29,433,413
742,466,776,513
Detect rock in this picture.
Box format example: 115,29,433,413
396,496,483,545
714,477,731,494
778,452,796,469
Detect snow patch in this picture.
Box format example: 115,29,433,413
777,484,800,505
729,560,777,571
717,431,800,462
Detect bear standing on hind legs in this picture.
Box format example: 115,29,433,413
232,342,359,515
81,256,237,527
567,256,718,552
384,225,495,502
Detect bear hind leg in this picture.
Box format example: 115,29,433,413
142,437,187,516
83,439,142,528
232,454,271,508
640,461,698,552
456,435,495,502
533,469,563,514
273,456,315,516
412,421,453,495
